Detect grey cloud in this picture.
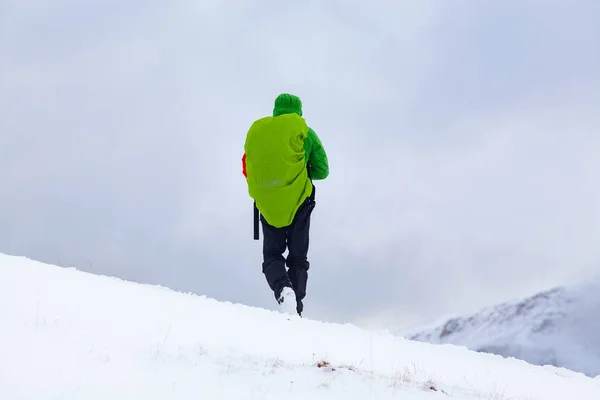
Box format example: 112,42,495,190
1,1,599,331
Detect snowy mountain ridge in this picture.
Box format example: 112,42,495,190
1,252,599,399
402,281,600,378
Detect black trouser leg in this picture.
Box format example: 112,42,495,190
286,194,315,314
260,214,291,300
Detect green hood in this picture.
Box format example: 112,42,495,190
273,93,303,117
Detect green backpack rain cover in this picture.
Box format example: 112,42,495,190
244,113,313,228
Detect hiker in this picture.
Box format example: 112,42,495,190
241,93,329,316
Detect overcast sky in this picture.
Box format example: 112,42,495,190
2,1,599,331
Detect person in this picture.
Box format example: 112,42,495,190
241,93,329,316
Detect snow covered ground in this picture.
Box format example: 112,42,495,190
402,283,600,378
1,253,599,399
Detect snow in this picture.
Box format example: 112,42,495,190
277,286,298,316
402,283,600,378
1,253,599,399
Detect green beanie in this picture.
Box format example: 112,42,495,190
273,93,303,117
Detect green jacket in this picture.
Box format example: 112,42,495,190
243,113,329,228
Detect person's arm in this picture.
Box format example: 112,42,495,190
305,128,329,180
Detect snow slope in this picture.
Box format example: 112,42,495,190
402,283,600,378
1,253,599,399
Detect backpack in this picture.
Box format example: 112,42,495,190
243,113,313,228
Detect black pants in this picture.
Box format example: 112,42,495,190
260,187,315,314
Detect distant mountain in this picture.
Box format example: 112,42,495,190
402,282,600,378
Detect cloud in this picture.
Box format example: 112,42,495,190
1,1,599,331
